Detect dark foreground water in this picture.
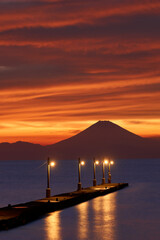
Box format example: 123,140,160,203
0,159,160,240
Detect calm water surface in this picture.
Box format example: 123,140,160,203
0,159,160,240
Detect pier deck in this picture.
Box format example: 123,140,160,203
0,183,128,230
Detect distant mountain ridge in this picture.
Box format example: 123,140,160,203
0,141,45,160
0,121,159,160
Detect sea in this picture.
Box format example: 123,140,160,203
0,159,160,240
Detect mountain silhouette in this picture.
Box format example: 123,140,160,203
46,121,160,160
0,121,159,160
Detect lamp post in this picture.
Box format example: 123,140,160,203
46,157,55,198
93,158,99,186
77,158,85,191
107,160,114,183
102,159,108,184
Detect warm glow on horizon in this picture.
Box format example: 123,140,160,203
0,119,160,145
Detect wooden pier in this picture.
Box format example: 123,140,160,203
0,183,128,230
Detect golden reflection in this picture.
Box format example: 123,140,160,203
76,201,89,240
45,211,61,240
76,193,117,239
92,193,117,240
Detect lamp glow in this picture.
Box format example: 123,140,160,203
50,162,55,167
107,159,114,183
46,157,55,198
93,158,100,186
78,158,85,191
104,160,108,164
81,161,85,166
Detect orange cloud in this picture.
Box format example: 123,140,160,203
0,0,160,144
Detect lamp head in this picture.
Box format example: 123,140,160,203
81,161,85,166
50,161,55,167
104,159,109,164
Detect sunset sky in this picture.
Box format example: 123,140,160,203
0,0,160,145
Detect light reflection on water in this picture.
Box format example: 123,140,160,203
0,159,160,240
45,211,61,240
44,193,117,240
76,201,89,239
91,193,117,239
79,193,117,240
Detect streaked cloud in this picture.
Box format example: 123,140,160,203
0,0,160,144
